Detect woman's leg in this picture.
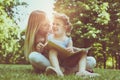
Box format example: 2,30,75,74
29,52,51,72
86,56,96,72
62,56,97,74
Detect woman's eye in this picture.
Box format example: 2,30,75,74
53,23,55,26
44,24,50,27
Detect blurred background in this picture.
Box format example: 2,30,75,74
0,0,120,69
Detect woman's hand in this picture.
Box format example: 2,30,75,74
36,42,45,52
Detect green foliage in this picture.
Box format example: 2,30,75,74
0,0,26,64
0,0,120,69
54,0,120,69
54,0,110,47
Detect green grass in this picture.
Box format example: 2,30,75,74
0,64,120,80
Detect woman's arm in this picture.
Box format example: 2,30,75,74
36,42,48,53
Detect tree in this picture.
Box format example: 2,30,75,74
54,0,120,69
0,0,27,64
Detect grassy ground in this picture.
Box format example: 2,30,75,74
0,64,120,80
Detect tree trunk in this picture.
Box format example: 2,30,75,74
118,53,120,69
115,53,118,69
103,51,106,68
112,55,115,68
102,42,107,69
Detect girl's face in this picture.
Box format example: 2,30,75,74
52,18,66,35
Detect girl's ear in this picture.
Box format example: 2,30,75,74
65,25,68,31
66,25,72,36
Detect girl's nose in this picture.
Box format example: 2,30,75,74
52,24,56,28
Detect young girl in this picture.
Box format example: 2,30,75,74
46,12,100,77
46,12,73,76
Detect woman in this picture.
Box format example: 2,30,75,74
24,10,51,72
24,10,99,77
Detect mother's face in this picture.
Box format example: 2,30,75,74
38,19,51,34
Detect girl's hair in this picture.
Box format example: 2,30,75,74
53,12,72,35
24,10,47,61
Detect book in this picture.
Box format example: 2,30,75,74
44,40,91,59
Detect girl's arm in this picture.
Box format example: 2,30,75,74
65,38,74,53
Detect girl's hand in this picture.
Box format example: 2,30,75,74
65,47,74,53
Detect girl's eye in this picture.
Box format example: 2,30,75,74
56,23,60,26
53,23,59,26
44,24,50,27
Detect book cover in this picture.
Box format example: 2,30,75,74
44,40,91,59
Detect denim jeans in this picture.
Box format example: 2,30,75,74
29,52,50,71
29,51,96,71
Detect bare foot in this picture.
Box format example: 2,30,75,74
87,69,94,73
46,66,64,76
76,71,100,77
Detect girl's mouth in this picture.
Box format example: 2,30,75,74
53,28,58,31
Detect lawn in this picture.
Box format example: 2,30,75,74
0,64,120,80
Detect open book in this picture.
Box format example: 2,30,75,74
44,40,91,59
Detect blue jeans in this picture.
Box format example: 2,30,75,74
29,52,96,71
29,52,50,71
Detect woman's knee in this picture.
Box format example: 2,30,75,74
86,56,96,69
29,52,50,66
29,52,40,63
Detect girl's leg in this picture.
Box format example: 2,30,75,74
29,52,50,72
46,49,64,76
77,53,87,72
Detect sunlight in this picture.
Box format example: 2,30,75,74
26,0,55,18
15,0,55,30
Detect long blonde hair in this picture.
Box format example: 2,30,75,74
24,10,48,61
